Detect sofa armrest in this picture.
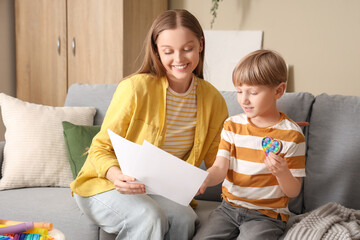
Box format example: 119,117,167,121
0,141,4,178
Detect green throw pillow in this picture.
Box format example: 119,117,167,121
62,121,101,179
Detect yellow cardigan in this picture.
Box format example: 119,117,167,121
70,73,228,197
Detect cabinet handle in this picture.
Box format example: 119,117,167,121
57,37,61,55
72,38,76,56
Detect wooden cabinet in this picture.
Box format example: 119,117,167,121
15,0,167,106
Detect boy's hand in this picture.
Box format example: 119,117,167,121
196,177,209,196
264,152,290,178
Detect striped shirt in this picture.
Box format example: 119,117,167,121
218,112,306,221
161,76,197,159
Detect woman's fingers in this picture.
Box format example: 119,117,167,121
115,174,146,194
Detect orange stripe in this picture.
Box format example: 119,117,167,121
226,170,278,187
222,187,289,209
167,110,197,115
221,140,305,169
232,146,267,163
287,155,305,169
163,137,194,142
166,98,196,105
167,103,197,109
224,121,305,144
218,139,232,151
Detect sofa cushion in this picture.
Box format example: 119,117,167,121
0,187,99,239
0,93,96,190
62,121,101,179
65,83,117,125
304,93,360,212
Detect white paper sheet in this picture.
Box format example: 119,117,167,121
107,129,209,206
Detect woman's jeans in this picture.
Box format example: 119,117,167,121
74,190,198,240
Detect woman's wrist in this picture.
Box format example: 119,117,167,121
106,166,122,183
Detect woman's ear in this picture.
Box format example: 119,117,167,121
199,36,204,53
275,82,287,99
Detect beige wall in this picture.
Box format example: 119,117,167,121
1,0,359,140
170,0,360,96
0,0,16,141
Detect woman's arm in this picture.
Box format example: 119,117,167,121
106,166,146,194
88,79,136,178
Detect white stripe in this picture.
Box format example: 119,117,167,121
290,168,306,177
223,178,285,199
227,114,248,125
166,101,197,109
217,149,230,159
166,95,196,103
162,141,193,146
228,155,305,177
167,119,196,126
284,142,306,157
228,157,270,175
222,131,305,157
272,118,303,133
166,104,197,112
225,197,290,215
167,109,197,117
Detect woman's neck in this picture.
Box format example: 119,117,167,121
167,75,194,93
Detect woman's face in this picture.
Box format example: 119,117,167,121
156,26,203,93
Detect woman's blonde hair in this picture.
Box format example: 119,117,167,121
232,49,287,87
137,9,205,79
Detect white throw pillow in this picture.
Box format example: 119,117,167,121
0,93,96,190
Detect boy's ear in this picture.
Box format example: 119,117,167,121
274,82,287,99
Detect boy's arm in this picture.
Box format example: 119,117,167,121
197,156,229,195
264,152,302,198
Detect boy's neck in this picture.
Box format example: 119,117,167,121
248,111,282,128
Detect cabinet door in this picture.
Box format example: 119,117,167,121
67,0,123,86
15,0,67,106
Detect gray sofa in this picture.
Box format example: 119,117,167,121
1,83,359,240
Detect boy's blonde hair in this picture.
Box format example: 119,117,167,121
232,49,287,87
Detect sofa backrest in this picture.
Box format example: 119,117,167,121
304,93,360,212
65,83,118,125
65,83,315,213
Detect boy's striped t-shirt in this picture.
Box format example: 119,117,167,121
161,76,197,159
218,112,306,221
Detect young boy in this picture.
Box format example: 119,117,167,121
194,50,306,240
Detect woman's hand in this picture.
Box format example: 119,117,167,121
106,166,146,194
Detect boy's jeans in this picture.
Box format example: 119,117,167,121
194,200,286,240
74,190,198,240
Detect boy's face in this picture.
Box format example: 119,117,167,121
236,83,285,123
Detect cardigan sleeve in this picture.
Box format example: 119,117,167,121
203,92,229,169
88,78,136,178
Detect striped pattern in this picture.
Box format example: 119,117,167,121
0,93,96,190
161,77,197,159
219,113,306,221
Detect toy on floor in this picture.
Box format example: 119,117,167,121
0,219,55,240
